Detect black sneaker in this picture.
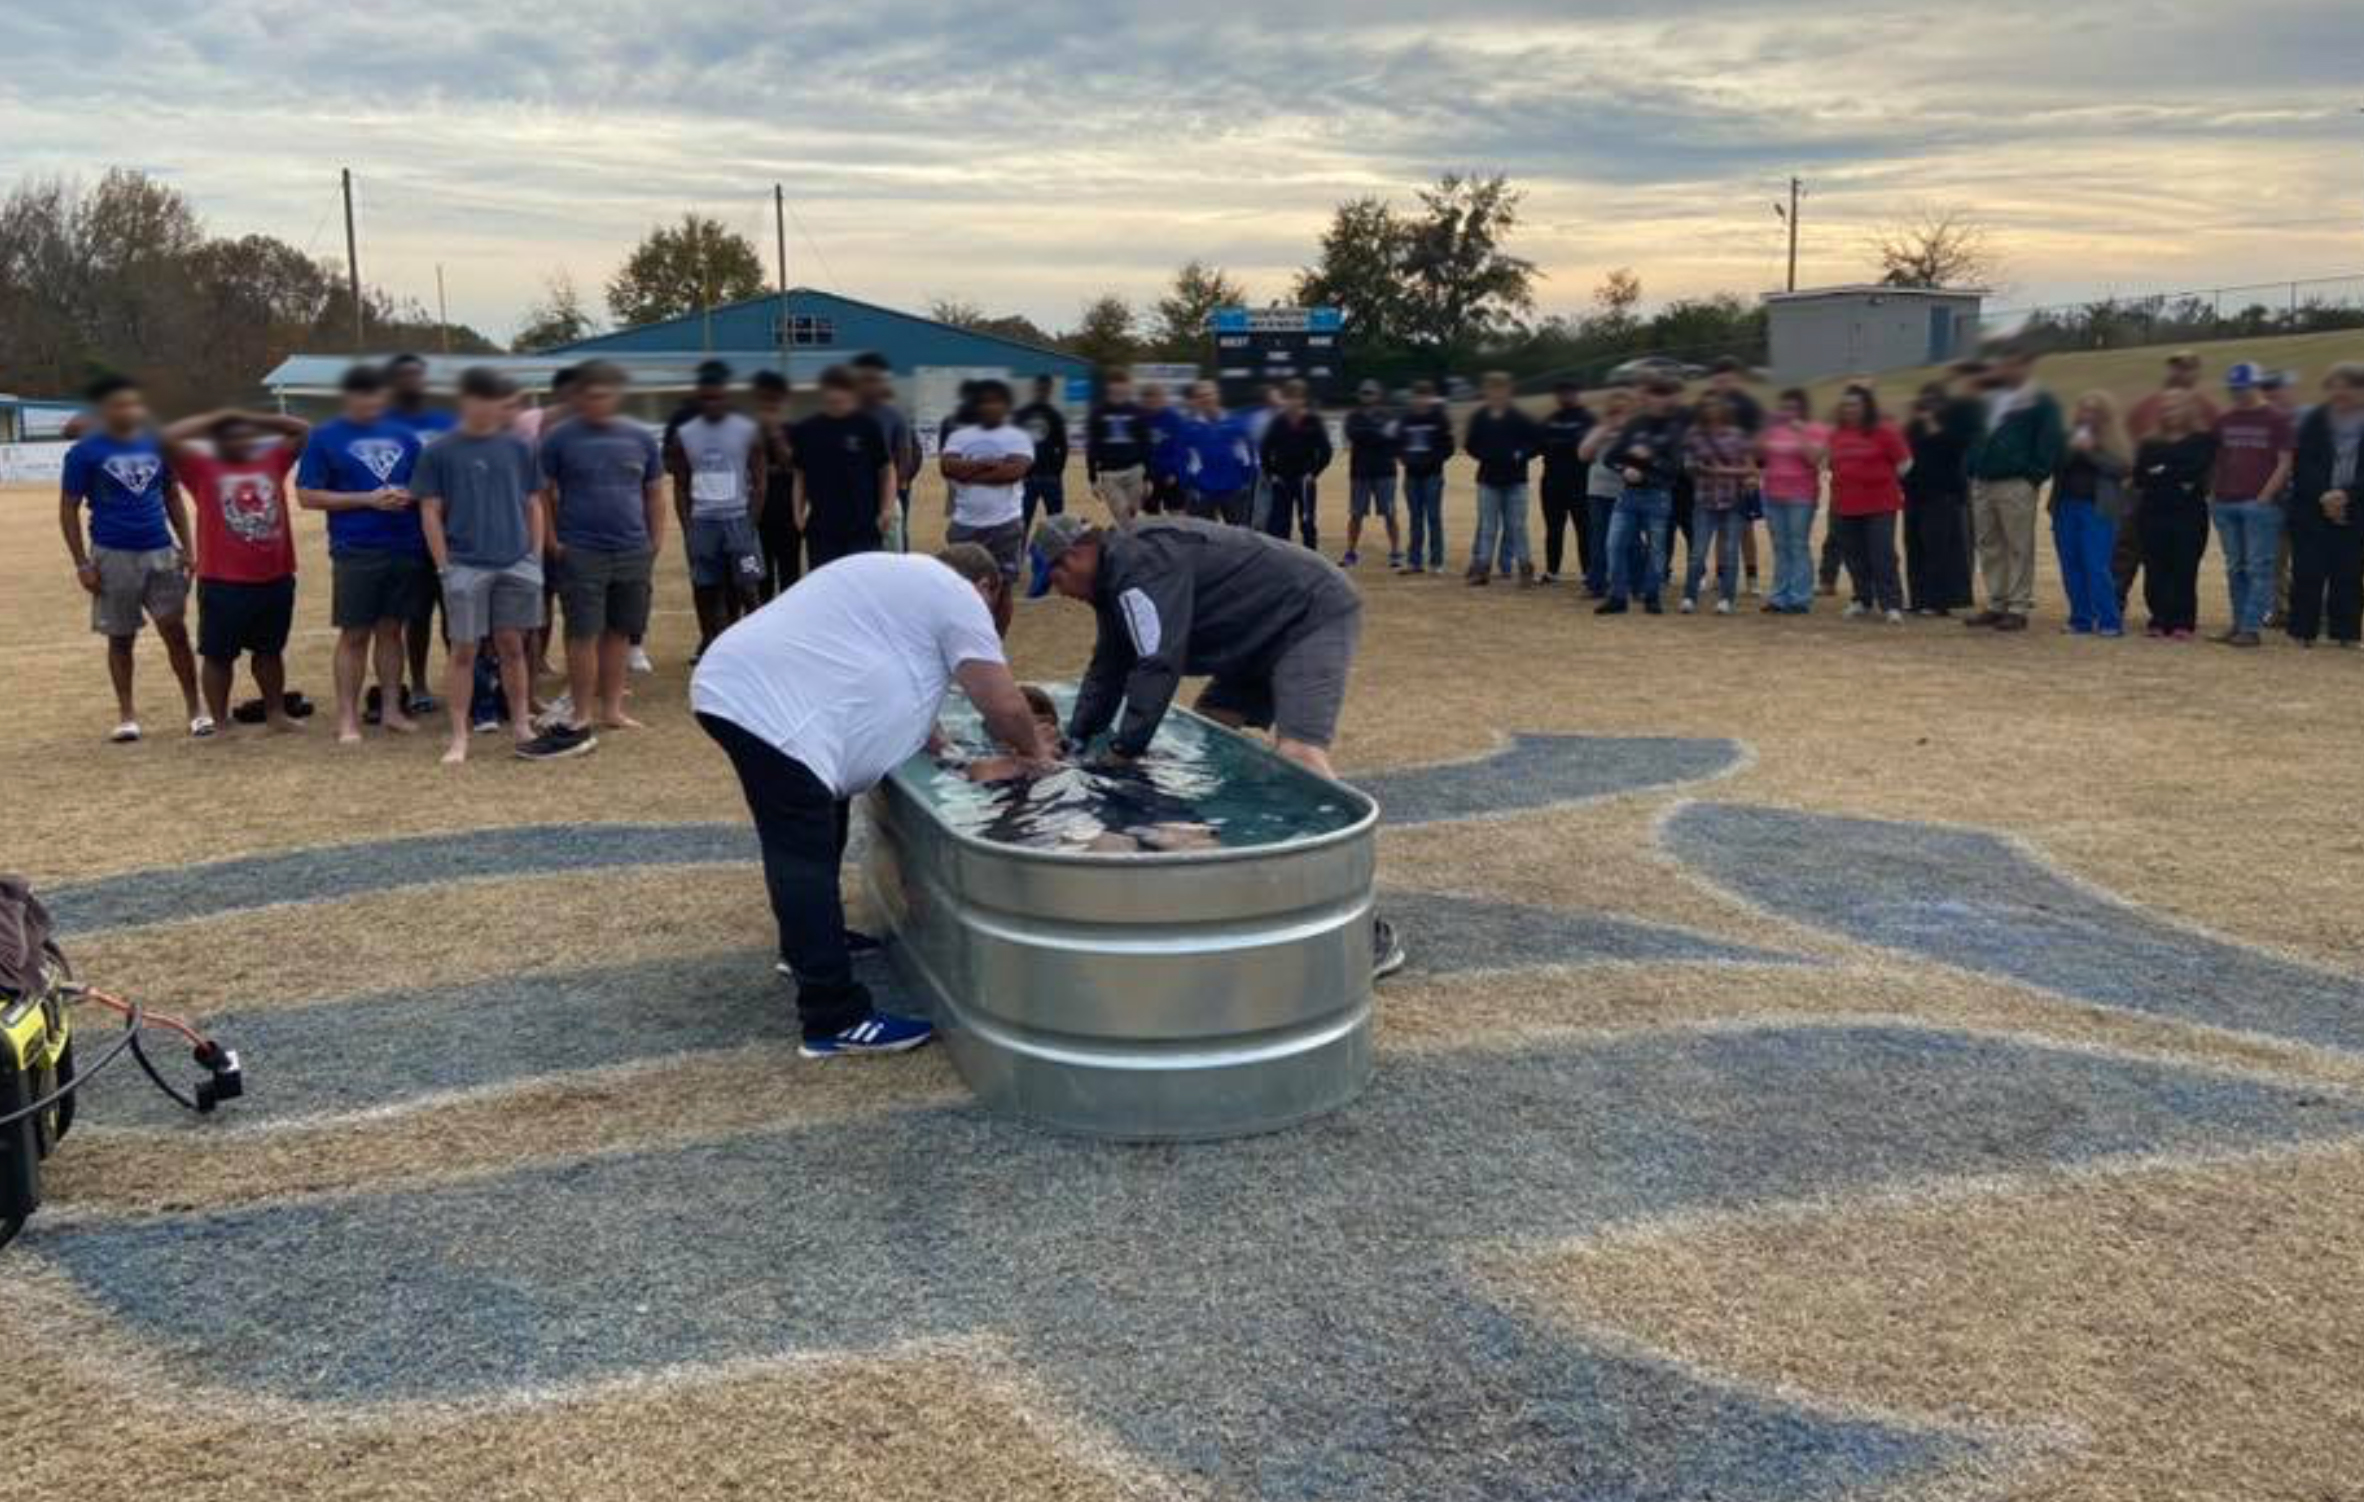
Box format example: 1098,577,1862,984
1593,598,1628,616
515,724,599,761
1642,595,1664,615
1371,917,1407,982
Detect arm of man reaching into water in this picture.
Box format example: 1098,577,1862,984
955,660,1057,771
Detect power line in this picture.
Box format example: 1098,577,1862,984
784,200,839,291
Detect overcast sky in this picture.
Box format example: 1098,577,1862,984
4,1,2360,343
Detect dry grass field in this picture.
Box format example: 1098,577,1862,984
4,442,2364,1501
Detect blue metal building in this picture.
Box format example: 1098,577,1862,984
561,287,1089,382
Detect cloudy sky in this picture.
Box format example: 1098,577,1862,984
3,0,2359,342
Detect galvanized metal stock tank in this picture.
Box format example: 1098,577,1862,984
863,715,1379,1140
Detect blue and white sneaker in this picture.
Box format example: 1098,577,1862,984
799,1013,936,1059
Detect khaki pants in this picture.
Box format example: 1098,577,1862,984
1971,478,2041,615
1094,466,1147,523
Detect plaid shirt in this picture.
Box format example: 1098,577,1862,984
1685,426,1755,511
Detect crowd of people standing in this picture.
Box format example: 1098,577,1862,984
51,340,2364,755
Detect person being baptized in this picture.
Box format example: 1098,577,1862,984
964,686,1220,853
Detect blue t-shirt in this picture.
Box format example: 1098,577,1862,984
62,433,175,552
297,418,427,556
539,419,662,551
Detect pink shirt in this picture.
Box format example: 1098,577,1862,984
1757,420,1827,502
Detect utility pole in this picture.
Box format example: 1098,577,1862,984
774,184,791,377
1772,177,1804,292
341,168,364,352
435,264,452,353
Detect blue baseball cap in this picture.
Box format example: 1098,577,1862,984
2225,361,2266,391
1027,515,1096,598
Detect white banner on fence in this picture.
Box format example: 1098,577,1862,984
1,443,68,485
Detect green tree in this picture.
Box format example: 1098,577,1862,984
605,213,768,328
1294,197,1412,356
1064,293,1138,369
1150,259,1247,359
1396,173,1537,364
515,270,597,352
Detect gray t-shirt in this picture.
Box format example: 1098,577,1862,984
674,412,761,520
412,431,538,568
539,418,662,551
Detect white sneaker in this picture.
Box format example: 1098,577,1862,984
535,693,576,732
109,720,142,744
627,646,655,674
1678,597,1697,614
1884,608,1905,624
1842,602,1869,619
1714,599,1734,616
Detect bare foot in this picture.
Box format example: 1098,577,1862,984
267,715,305,734
336,723,364,745
598,712,646,730
382,714,420,735
440,741,468,766
509,720,537,742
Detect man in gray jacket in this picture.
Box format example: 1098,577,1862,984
1028,514,1360,780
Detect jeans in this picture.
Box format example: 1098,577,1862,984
1606,488,1673,602
1190,486,1253,525
1472,482,1531,574
1765,498,1817,609
2211,499,2284,633
1404,473,1445,566
1837,510,1904,612
1349,475,1396,523
1582,493,1619,594
1021,474,1066,533
698,712,865,1040
1684,506,1744,604
2050,498,2122,633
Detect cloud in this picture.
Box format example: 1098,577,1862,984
1,0,2356,340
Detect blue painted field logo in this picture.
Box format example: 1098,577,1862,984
28,739,2364,1501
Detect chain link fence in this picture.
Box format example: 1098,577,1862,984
1980,273,2364,354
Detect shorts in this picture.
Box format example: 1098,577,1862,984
1095,466,1148,520
443,557,546,642
558,546,654,641
197,577,295,660
331,550,432,630
90,546,189,637
947,519,1026,581
1349,475,1397,521
1195,602,1362,751
688,515,765,590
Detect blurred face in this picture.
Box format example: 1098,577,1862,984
1555,388,1582,409
1191,383,1221,416
2075,397,2104,427
97,387,149,434
697,384,729,418
1643,386,1676,415
1034,379,1054,403
1779,394,1807,422
1141,385,1166,412
1410,388,1437,410
577,380,623,422
458,393,510,434
857,369,888,405
1360,388,1381,407
2327,379,2363,414
1282,389,1305,416
390,363,428,402
342,386,389,424
1482,377,1512,407
213,419,263,461
1836,393,1867,427
1107,379,1132,404
820,382,857,416
1049,539,1101,600
2156,395,2191,436
753,386,787,420
975,390,1012,425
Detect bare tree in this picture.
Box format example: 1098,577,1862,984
1871,205,2001,289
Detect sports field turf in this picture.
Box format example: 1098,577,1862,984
4,465,2362,1502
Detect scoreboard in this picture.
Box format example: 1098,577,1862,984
1212,307,1346,408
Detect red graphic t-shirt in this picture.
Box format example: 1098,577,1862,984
178,447,299,583
1826,422,1911,516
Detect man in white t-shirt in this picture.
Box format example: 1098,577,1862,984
691,543,1055,1057
940,379,1035,581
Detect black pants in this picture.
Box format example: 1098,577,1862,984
698,712,865,1039
1819,524,1848,590
1266,475,1318,549
1903,485,1974,612
2287,521,2364,643
1837,511,1903,611
1541,472,1584,578
757,488,801,600
2109,512,2143,609
2138,501,2209,633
